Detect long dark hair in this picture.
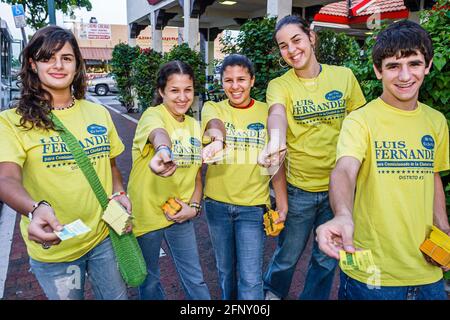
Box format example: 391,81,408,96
153,60,195,106
274,15,317,51
17,25,86,130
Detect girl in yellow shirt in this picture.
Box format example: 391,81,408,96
128,61,210,300
258,15,366,300
202,54,288,299
0,26,129,300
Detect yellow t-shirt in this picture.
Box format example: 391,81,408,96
202,99,270,206
336,98,450,286
128,104,202,236
0,100,124,262
266,65,366,192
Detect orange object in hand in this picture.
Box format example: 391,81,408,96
167,198,182,212
420,239,450,268
161,198,181,216
263,209,284,237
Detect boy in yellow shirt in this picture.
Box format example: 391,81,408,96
317,20,450,300
259,15,366,300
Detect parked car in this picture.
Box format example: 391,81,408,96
87,74,118,96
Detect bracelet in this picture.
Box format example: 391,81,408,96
155,144,173,157
189,202,202,217
28,200,52,221
109,191,128,200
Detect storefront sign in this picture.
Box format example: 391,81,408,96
79,23,111,40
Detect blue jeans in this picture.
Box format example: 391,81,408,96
339,271,448,300
30,237,128,300
205,198,265,300
137,221,210,300
264,183,337,300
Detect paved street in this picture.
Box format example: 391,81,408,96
0,93,338,300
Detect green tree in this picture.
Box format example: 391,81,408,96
110,43,139,112
1,0,92,30
317,30,361,66
221,17,284,101
132,47,163,111
164,43,207,95
420,1,450,217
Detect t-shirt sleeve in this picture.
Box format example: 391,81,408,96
433,116,450,173
201,101,221,134
134,109,165,154
0,115,26,167
105,111,125,159
266,79,288,109
336,112,368,163
346,69,366,113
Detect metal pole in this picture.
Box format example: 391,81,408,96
20,28,27,46
48,0,56,25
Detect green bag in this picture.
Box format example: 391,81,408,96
51,113,147,287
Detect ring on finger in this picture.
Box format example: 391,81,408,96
41,242,51,250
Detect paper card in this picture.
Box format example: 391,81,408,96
339,249,375,272
102,199,133,235
54,219,91,241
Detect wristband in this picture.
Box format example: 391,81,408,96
155,144,173,158
109,191,128,200
28,200,52,221
189,202,202,217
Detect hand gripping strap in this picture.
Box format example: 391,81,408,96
50,113,147,287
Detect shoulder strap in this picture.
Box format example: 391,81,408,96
50,113,109,210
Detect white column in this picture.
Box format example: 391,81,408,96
127,24,137,47
149,11,162,53
267,0,292,21
206,40,215,76
183,0,199,51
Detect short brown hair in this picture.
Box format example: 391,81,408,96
372,20,433,72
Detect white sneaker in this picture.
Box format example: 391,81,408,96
265,291,281,300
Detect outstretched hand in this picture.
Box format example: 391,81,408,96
202,140,224,164
28,205,63,248
149,148,177,177
316,216,356,259
258,142,287,169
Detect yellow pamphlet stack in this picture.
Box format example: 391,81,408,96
263,209,284,237
420,226,450,268
161,198,182,216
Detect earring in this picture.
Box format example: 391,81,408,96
32,68,37,73
278,57,288,69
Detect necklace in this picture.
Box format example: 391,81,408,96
298,64,322,93
51,96,76,110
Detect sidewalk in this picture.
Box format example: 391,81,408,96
2,98,338,300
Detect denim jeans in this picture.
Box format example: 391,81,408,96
339,271,448,300
264,183,337,300
137,221,210,300
205,198,265,300
30,237,128,300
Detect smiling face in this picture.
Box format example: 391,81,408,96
276,23,316,72
374,51,432,110
30,41,76,95
222,65,254,107
159,73,194,119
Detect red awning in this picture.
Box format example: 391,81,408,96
314,0,409,26
80,47,113,61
